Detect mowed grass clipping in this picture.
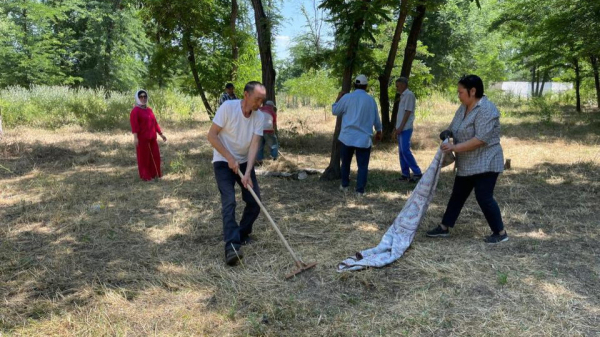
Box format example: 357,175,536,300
1,101,599,336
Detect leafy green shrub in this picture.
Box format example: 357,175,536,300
529,96,558,122
283,69,339,108
0,86,206,130
169,152,187,174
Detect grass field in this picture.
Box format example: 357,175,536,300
1,100,599,336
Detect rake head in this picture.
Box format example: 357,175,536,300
285,261,318,279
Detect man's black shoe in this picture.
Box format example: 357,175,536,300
241,236,254,246
485,232,509,244
225,248,243,266
398,175,410,182
409,174,423,183
426,225,450,238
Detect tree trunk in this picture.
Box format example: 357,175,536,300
320,0,371,181
574,58,581,112
378,0,410,140
539,71,549,97
103,0,123,89
250,0,276,104
21,8,31,85
400,2,427,78
534,70,541,97
231,0,239,79
390,1,427,133
590,55,600,108
184,31,214,117
530,66,536,98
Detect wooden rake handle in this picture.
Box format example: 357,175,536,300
237,169,304,265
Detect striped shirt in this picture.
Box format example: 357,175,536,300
219,92,238,106
448,96,504,176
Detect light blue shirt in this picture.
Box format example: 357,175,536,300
332,89,382,148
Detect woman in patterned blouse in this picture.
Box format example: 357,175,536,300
426,75,507,244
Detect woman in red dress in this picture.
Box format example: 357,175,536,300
130,90,167,181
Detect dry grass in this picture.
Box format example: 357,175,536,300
1,102,599,336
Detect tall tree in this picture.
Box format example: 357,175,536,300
250,0,276,104
400,2,427,78
590,55,600,108
144,0,231,117
378,0,410,138
390,1,428,130
493,0,600,111
0,0,81,87
230,0,239,79
68,0,150,90
320,0,368,180
318,0,392,180
573,57,581,113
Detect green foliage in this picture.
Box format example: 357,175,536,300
0,1,151,91
283,69,339,107
0,86,203,130
0,1,81,87
497,271,509,286
529,96,559,122
143,0,256,110
232,42,263,100
493,0,600,81
169,152,188,174
420,0,510,87
319,0,396,86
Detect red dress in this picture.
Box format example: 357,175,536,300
130,106,162,180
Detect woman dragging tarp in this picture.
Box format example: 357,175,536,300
426,75,508,244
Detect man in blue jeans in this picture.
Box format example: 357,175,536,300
333,75,382,196
393,77,422,182
207,81,266,266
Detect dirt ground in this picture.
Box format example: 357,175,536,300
1,105,599,336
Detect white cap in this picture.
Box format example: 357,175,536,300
355,74,368,85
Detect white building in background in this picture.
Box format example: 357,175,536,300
490,81,573,98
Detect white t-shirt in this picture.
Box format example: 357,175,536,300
212,100,264,163
260,110,274,131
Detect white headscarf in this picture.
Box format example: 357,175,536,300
135,89,148,108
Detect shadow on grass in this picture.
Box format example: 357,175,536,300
1,125,599,334
0,134,212,179
503,117,600,145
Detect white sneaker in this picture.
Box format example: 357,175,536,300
339,185,349,192
355,192,364,198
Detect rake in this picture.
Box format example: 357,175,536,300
237,170,317,279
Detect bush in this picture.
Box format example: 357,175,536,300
529,96,558,122
0,86,206,130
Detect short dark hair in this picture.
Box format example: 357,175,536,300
244,81,264,94
137,90,147,97
225,83,234,89
354,83,368,90
458,75,484,98
395,77,409,85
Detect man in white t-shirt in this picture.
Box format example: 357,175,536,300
392,77,422,182
207,81,266,266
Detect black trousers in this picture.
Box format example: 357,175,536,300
441,172,504,234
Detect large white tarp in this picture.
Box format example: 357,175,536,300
338,145,449,271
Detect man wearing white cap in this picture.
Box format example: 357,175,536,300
332,74,382,196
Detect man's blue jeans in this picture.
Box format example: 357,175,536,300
213,161,261,252
256,133,279,161
397,128,422,178
340,143,371,193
